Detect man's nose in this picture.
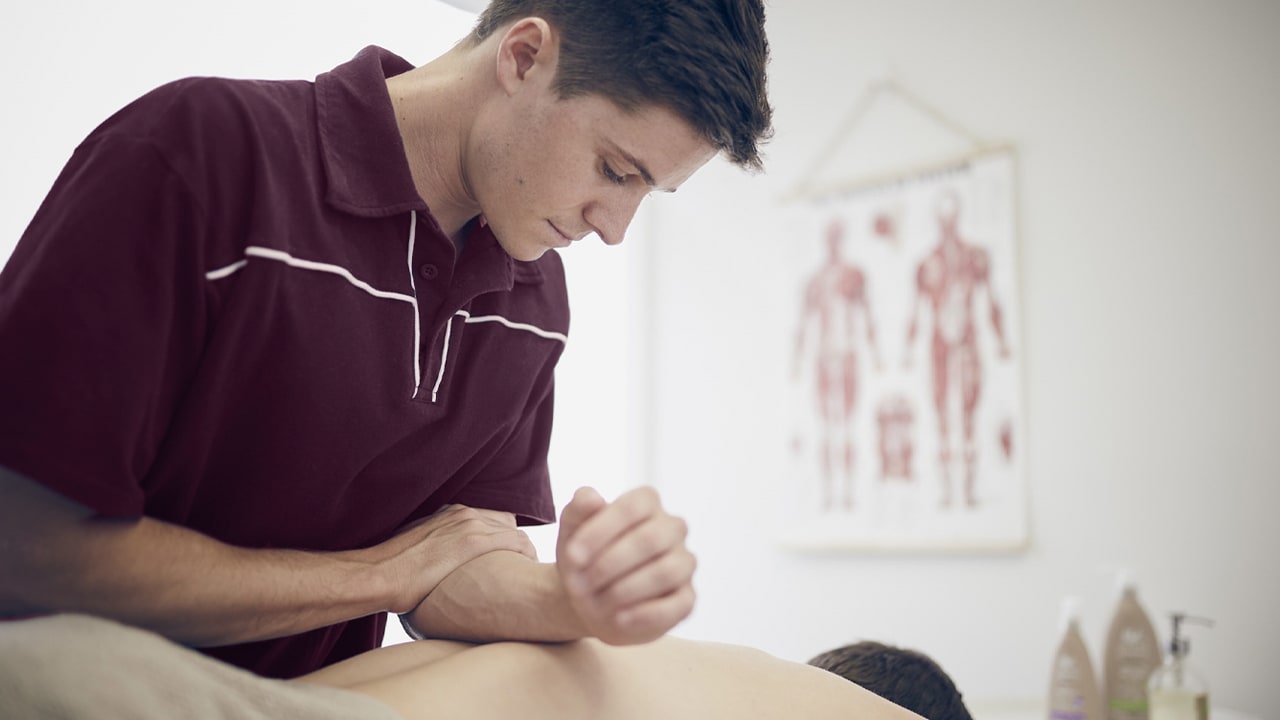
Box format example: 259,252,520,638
588,190,647,246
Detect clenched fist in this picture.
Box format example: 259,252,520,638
555,487,697,645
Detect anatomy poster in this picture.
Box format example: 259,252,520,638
783,148,1027,552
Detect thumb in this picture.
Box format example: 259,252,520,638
557,487,606,561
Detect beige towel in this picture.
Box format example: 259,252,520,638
0,614,402,720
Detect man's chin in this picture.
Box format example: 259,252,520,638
499,240,550,263
486,222,551,262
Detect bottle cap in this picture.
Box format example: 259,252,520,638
1059,596,1081,634
1097,565,1135,596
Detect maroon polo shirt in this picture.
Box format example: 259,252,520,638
0,47,567,678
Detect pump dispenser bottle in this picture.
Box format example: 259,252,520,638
1148,613,1213,720
1048,596,1104,720
1102,572,1162,720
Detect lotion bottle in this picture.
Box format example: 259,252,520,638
1102,572,1162,720
1048,596,1104,720
1148,613,1213,720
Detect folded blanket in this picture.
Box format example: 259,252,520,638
0,614,401,720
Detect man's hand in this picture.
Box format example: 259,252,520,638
366,505,537,615
555,486,696,645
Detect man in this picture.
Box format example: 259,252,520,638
810,640,974,720
0,0,772,686
0,614,928,720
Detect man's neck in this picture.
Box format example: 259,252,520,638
386,44,486,240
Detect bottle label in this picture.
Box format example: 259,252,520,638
1149,690,1208,720
1109,698,1149,713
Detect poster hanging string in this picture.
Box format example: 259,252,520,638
783,78,992,203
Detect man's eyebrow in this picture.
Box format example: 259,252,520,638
610,143,677,193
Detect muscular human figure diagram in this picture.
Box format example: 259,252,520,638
793,219,881,511
904,190,1010,508
876,395,915,482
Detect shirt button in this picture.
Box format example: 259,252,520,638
418,263,439,280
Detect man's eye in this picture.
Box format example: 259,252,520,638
602,163,627,186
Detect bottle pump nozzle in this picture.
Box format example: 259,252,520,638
1167,612,1214,659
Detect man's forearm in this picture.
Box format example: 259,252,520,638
4,513,392,647
0,463,399,646
2,466,537,648
403,550,586,643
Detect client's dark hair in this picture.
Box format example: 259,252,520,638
808,640,973,720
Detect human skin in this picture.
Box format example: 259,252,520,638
297,635,926,720
385,16,716,259
408,487,698,647
0,466,531,646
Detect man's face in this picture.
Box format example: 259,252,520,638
469,89,716,262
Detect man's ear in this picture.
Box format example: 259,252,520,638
495,17,558,95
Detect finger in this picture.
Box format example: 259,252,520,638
434,526,537,576
512,527,538,561
469,508,519,527
556,487,608,563
398,525,535,611
562,486,659,568
576,513,688,592
593,545,696,610
439,505,517,527
613,583,697,643
401,507,527,564
496,528,538,561
424,506,518,538
399,504,480,535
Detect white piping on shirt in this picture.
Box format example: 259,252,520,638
204,237,568,404
432,314,455,403
205,259,248,280
428,311,567,403
205,247,416,304
458,310,568,344
406,212,423,399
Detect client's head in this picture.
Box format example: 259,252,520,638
808,640,973,720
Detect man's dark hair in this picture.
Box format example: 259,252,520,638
808,641,974,720
471,0,773,171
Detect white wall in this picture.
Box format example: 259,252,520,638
4,0,1277,715
0,1,475,253
647,1,1280,715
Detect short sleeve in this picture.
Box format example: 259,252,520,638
447,380,558,527
0,133,207,516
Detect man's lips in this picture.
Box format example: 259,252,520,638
549,222,578,245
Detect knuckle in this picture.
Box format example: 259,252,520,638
633,527,664,558
582,560,613,590
676,597,694,621
633,487,661,513
671,515,689,539
664,554,695,587
634,485,659,504
597,585,625,609
648,565,679,592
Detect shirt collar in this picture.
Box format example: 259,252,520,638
315,46,427,218
314,46,545,287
